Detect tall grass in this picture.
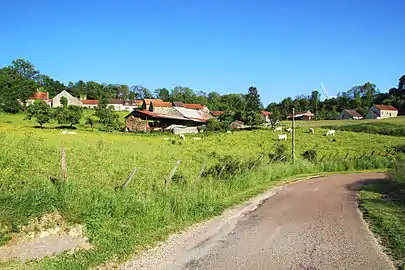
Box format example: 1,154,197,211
0,114,404,269
324,122,405,137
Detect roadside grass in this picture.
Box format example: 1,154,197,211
359,158,405,265
280,116,405,128
0,113,404,269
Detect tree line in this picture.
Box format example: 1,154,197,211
1,58,404,122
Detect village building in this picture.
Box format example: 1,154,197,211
142,99,163,110
52,90,83,107
82,100,99,109
366,105,398,119
26,92,52,106
261,111,271,122
336,109,363,120
210,111,224,118
287,110,314,120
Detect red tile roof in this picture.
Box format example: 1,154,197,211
29,92,49,100
344,109,362,118
210,111,224,116
82,100,99,105
375,105,398,111
261,111,271,116
151,101,172,107
128,110,188,120
183,103,204,110
108,99,125,105
144,99,163,105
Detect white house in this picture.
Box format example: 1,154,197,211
52,90,83,107
366,105,398,119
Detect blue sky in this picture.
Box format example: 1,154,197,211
1,0,404,105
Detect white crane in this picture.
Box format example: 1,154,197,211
321,82,337,99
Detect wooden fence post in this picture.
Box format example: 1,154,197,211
369,150,375,158
251,155,264,170
60,148,68,182
165,160,181,188
218,165,226,177
193,163,206,184
344,153,350,160
121,167,137,189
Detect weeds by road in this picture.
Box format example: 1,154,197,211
359,157,405,266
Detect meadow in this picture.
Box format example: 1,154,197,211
0,113,404,269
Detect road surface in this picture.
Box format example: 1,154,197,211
122,173,394,270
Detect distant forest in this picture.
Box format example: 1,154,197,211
1,59,404,120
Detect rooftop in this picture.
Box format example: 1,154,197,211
29,92,49,100
374,105,398,111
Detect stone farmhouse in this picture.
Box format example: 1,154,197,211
366,105,398,119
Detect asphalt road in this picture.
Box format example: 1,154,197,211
184,173,393,270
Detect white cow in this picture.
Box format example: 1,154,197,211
192,137,202,140
61,130,68,135
67,131,77,135
309,128,314,134
179,134,186,140
326,130,335,136
278,134,287,141
286,128,293,133
274,127,282,132
163,137,170,141
226,131,232,134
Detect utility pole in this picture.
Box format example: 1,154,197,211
292,107,295,163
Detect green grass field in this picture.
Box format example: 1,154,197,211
0,113,404,269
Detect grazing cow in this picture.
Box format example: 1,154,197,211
179,134,186,140
326,130,335,136
67,131,77,135
274,127,282,132
226,131,232,134
192,137,202,140
309,128,314,134
163,137,170,141
278,134,287,141
286,128,293,133
61,130,68,135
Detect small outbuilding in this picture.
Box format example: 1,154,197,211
336,109,363,120
366,105,398,119
287,110,314,121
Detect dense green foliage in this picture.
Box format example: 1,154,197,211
26,100,53,127
1,59,404,124
360,157,405,265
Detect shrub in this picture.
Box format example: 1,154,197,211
302,149,317,161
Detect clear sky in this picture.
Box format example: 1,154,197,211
1,0,404,105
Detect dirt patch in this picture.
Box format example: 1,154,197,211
0,211,92,261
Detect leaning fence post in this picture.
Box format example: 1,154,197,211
121,167,137,189
359,153,367,159
319,155,325,162
218,164,226,177
165,160,181,188
193,163,206,184
344,153,350,160
369,150,375,158
251,155,264,170
60,148,68,182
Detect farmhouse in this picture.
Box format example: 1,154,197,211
142,99,163,110
52,90,83,107
336,109,363,120
26,92,52,106
261,111,271,122
287,110,314,121
82,100,99,109
366,105,398,119
80,99,142,111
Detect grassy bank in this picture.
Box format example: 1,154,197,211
0,114,404,269
324,122,405,137
359,158,405,266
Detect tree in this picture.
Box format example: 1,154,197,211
398,75,405,91
245,86,261,112
154,88,171,101
130,85,153,99
95,98,120,130
60,96,68,107
26,100,52,127
171,86,197,103
310,90,320,120
85,115,100,130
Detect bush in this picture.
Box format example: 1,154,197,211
302,149,317,161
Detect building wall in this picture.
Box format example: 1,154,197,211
380,109,398,119
53,91,83,107
26,99,51,106
125,115,148,132
83,104,98,109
